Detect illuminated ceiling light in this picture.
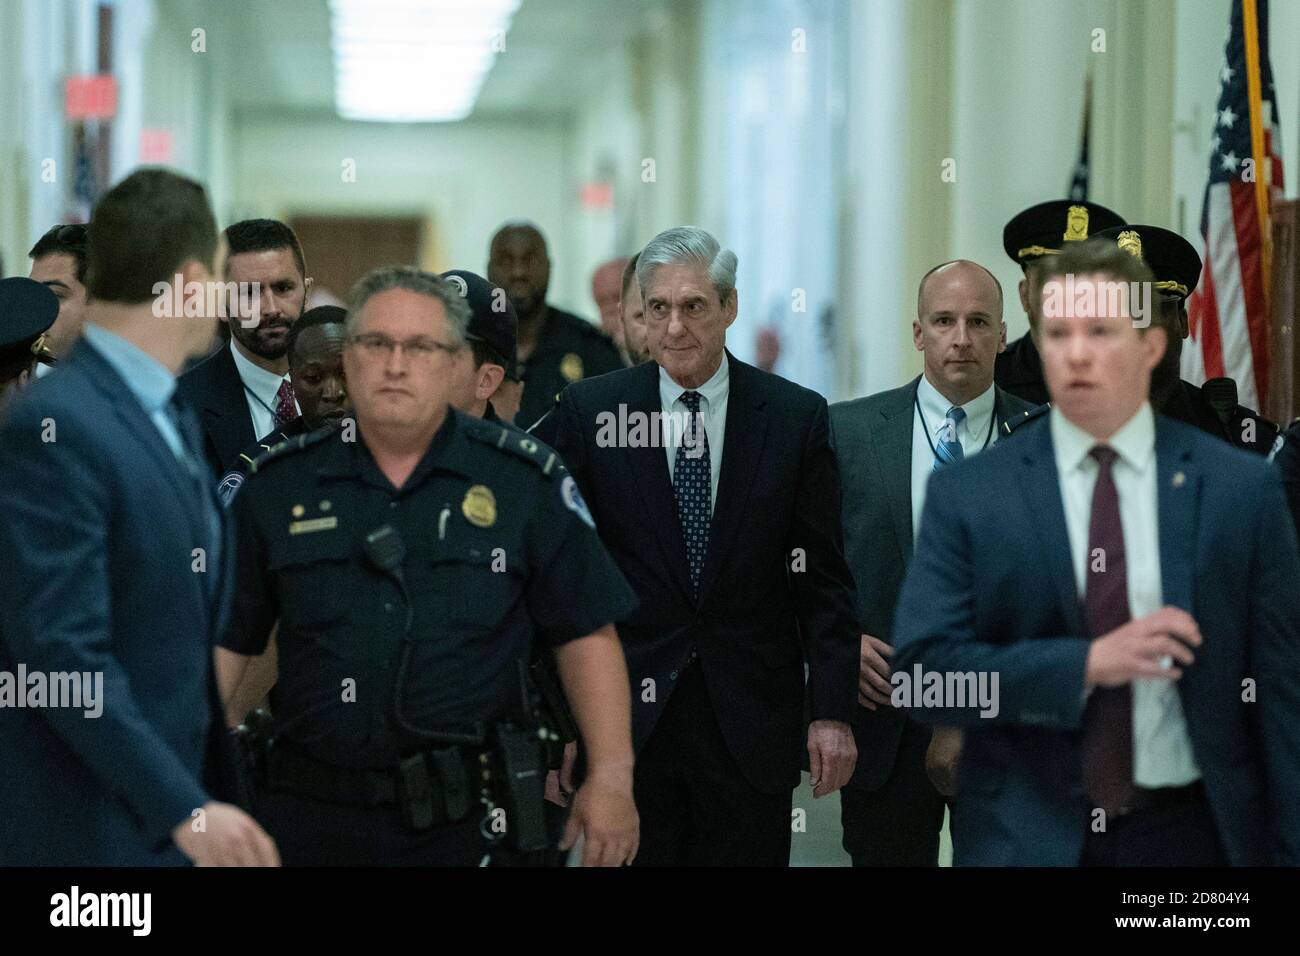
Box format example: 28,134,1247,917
329,0,523,122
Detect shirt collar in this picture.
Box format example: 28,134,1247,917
1050,401,1156,474
82,323,175,414
229,340,289,401
658,352,730,410
320,408,469,489
916,373,995,433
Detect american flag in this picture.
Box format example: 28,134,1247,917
1182,0,1285,411
1068,70,1092,203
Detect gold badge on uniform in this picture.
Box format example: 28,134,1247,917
1117,230,1144,260
560,352,584,383
462,484,497,528
1064,205,1090,242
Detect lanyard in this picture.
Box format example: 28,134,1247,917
915,392,996,458
243,380,280,418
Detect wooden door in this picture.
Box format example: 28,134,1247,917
290,215,424,306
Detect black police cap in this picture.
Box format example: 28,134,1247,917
441,269,519,380
1093,224,1202,301
0,276,60,357
1002,199,1126,267
303,304,347,324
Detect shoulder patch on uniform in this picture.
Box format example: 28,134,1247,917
464,418,561,476
248,425,337,474
217,470,246,507
560,474,595,529
1001,402,1051,437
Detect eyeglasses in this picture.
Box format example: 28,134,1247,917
348,333,462,361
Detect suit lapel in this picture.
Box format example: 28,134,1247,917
1019,419,1087,636
78,345,213,611
624,362,695,598
870,377,918,565
202,347,256,464
1155,419,1198,614
697,354,768,603
992,386,1023,437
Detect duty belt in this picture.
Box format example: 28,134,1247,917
266,743,489,829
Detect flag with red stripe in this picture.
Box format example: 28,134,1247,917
1183,0,1285,411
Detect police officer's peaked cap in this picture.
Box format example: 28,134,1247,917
0,276,59,361
1093,224,1202,301
1003,199,1126,267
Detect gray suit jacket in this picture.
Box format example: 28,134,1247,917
829,375,1037,790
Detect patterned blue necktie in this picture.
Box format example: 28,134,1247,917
673,390,711,597
933,405,966,471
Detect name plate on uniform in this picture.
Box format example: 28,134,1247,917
289,516,338,535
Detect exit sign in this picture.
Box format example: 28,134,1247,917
65,75,117,120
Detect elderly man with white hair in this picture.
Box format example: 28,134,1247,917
552,226,860,865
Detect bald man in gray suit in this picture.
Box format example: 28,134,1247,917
830,260,1038,865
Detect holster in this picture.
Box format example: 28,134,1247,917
490,725,549,853
230,708,274,811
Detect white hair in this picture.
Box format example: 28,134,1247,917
636,226,738,302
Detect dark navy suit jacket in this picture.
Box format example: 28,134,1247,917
0,340,232,865
177,344,255,477
552,354,860,794
893,411,1300,865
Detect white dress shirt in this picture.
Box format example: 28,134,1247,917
660,354,729,510
1050,402,1200,789
230,341,295,439
910,375,997,536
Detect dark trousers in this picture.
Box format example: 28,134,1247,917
1081,786,1228,866
258,790,488,866
839,717,947,866
632,663,793,866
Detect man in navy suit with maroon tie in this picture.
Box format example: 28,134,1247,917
894,238,1300,866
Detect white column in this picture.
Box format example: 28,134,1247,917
838,0,912,400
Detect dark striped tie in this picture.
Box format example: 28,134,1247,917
933,406,966,471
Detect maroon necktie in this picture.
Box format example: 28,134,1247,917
273,378,298,430
1081,445,1133,812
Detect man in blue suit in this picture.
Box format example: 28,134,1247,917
0,168,279,866
894,238,1300,866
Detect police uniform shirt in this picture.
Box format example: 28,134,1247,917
222,409,636,770
516,307,623,429
1270,418,1300,540
1158,379,1277,454
216,419,306,507
993,334,1051,407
